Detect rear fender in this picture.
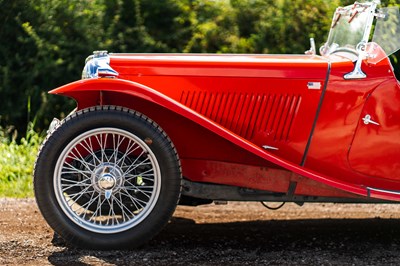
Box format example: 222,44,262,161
51,78,371,199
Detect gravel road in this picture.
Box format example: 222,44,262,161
2,198,400,265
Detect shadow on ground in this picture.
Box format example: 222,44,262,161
47,217,400,265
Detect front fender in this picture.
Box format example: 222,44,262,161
50,78,370,199
51,78,260,154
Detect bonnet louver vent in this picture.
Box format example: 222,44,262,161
180,91,301,141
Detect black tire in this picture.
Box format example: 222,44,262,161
34,106,181,250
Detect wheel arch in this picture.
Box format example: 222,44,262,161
50,78,270,166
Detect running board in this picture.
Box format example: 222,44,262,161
182,179,393,204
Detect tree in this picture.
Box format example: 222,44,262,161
0,0,105,133
0,0,399,135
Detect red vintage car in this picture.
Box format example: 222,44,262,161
34,1,400,249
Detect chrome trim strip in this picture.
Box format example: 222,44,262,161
367,187,400,196
262,145,279,151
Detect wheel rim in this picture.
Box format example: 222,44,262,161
54,127,161,234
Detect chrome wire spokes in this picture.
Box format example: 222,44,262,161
54,128,161,234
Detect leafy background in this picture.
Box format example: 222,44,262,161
0,0,399,134
0,0,399,196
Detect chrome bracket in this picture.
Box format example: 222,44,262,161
344,60,367,79
47,118,61,134
344,43,367,80
344,0,379,80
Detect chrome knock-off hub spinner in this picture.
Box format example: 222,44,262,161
92,163,123,193
98,173,116,190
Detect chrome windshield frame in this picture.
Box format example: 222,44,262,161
344,1,379,80
320,1,382,79
321,1,379,56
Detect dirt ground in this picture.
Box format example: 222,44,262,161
2,198,400,265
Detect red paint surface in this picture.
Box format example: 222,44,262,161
50,52,400,201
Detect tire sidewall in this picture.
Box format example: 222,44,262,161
34,107,181,249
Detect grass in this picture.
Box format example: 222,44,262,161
0,123,44,197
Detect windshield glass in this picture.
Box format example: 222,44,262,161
371,6,400,63
327,6,369,52
321,1,400,62
321,2,374,55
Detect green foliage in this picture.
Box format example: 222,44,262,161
1,0,399,134
0,123,43,197
231,0,340,54
0,0,105,133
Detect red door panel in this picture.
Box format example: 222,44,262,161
349,80,400,180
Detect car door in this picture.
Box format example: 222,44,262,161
348,79,400,180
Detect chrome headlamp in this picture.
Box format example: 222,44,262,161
81,51,119,79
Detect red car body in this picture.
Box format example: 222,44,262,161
34,1,400,249
51,50,400,202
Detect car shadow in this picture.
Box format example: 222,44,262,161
47,217,400,265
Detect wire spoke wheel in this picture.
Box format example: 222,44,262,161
55,128,160,233
34,106,181,249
